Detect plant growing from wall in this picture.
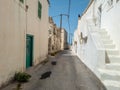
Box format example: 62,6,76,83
14,72,31,83
51,52,55,56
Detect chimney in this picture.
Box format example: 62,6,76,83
78,14,81,19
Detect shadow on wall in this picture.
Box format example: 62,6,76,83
105,51,110,63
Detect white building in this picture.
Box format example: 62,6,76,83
0,0,49,87
73,0,120,89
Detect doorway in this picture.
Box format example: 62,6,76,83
26,34,33,68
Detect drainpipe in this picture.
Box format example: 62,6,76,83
25,0,28,33
24,0,28,70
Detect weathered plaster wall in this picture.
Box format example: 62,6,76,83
0,0,49,86
0,0,26,86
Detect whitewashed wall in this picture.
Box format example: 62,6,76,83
73,0,106,77
101,0,120,53
73,0,120,77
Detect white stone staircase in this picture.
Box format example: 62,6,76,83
99,29,120,90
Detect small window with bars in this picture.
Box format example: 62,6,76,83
116,0,120,3
38,1,42,19
19,0,24,3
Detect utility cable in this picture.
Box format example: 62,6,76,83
68,0,71,44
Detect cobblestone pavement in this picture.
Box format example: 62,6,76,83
2,50,106,90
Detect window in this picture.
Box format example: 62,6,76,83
116,0,120,2
98,5,102,13
107,0,113,6
19,0,24,3
38,1,42,19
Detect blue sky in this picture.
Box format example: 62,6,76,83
49,0,90,43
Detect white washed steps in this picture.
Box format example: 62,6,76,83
106,63,120,70
103,80,120,90
102,40,113,44
104,44,115,49
99,29,120,90
106,49,119,55
108,55,120,63
100,29,108,34
99,69,120,81
99,29,108,33
101,38,111,42
101,35,110,40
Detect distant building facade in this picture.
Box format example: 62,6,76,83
61,28,68,50
48,17,68,54
48,17,61,54
0,0,49,87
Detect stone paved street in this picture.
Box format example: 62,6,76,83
2,50,106,90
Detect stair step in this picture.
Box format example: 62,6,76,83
99,31,108,36
100,34,109,37
101,35,110,40
103,80,120,90
101,38,111,41
102,40,113,44
109,55,120,63
106,63,120,70
100,29,107,33
104,44,116,49
99,69,120,81
106,49,119,55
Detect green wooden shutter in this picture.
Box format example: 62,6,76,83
38,1,42,19
20,0,24,3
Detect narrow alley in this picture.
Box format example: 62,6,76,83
1,0,120,90
2,50,106,90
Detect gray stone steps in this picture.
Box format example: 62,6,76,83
102,40,113,44
99,69,120,81
108,55,120,63
103,80,120,90
99,29,120,90
106,63,120,70
106,49,119,55
104,44,116,49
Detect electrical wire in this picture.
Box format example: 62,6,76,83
50,0,72,44
68,0,71,15
68,0,71,44
52,15,60,18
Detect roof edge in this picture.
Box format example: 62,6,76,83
81,0,94,18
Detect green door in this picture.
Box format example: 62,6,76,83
26,35,33,68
